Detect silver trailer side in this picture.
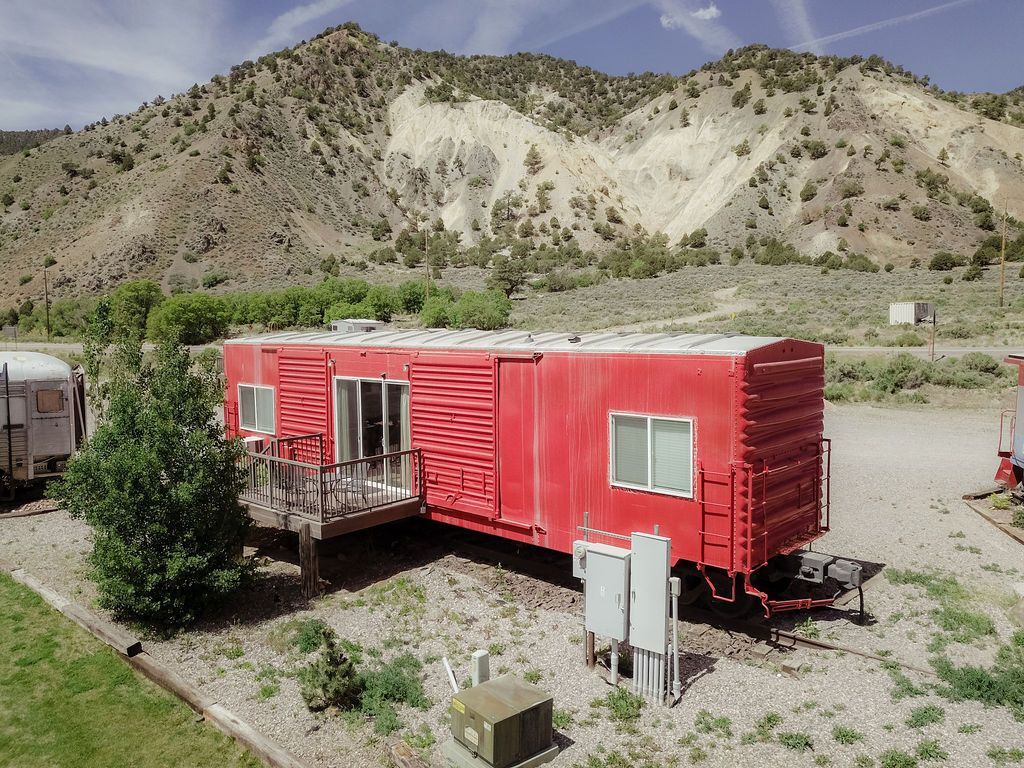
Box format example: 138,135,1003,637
1,352,85,498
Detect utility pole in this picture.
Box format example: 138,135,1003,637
43,266,51,342
998,200,1008,308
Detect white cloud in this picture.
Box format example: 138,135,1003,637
656,0,741,52
690,3,721,21
794,0,977,51
769,0,819,54
0,0,228,129
248,0,357,59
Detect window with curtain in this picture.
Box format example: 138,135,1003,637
610,413,693,497
238,384,275,433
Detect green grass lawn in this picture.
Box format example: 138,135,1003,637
0,573,260,768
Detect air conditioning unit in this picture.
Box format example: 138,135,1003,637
444,675,557,768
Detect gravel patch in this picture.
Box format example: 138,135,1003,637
2,402,1024,767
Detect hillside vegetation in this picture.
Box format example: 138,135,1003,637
1,23,1023,317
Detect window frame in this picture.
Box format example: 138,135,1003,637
35,388,65,414
608,412,695,499
237,384,276,435
331,375,410,463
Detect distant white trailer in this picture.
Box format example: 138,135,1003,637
0,351,86,497
329,318,385,333
889,302,934,325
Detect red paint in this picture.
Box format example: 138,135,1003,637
224,335,828,577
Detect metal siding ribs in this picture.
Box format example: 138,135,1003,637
410,360,496,516
277,352,328,464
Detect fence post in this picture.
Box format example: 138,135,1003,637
299,523,319,599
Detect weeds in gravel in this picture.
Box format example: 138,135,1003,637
957,723,982,734
694,709,733,738
741,711,782,743
257,683,279,700
882,661,926,700
854,756,875,768
687,746,707,764
906,704,945,728
404,724,435,752
523,668,543,684
795,617,821,639
879,750,918,768
292,618,334,653
987,747,1024,766
778,731,814,751
931,630,1024,720
832,725,865,744
596,688,644,731
553,708,575,729
915,739,948,761
929,605,996,648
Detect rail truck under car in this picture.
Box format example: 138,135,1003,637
0,351,86,500
223,328,862,616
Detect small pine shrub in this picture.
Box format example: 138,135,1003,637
298,637,362,711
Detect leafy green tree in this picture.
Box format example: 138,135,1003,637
450,290,512,330
50,339,251,627
928,252,959,271
487,257,527,297
109,280,165,339
523,144,543,175
147,293,229,344
799,181,817,202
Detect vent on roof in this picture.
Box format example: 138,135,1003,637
329,318,385,333
568,334,581,343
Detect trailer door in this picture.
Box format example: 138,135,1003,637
28,380,73,460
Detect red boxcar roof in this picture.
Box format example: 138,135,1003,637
224,329,794,356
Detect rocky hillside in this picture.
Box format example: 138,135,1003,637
1,24,1022,303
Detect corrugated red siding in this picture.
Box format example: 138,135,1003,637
278,350,328,463
735,341,825,571
410,358,496,517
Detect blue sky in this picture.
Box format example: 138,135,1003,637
1,0,1021,130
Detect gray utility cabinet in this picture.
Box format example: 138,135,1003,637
574,541,630,641
628,533,671,653
449,676,553,768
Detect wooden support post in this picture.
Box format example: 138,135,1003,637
585,630,596,669
299,523,319,599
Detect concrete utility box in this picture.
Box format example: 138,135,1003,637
889,302,934,325
329,318,384,333
448,676,554,768
573,540,630,641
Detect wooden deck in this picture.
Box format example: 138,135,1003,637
243,496,425,540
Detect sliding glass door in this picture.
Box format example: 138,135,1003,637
334,378,411,489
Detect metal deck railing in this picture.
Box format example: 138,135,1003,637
239,437,423,523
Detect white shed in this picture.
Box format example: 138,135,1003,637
889,302,934,325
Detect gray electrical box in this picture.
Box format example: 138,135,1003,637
574,541,630,642
629,533,671,653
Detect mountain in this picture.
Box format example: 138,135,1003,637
0,127,69,156
1,23,1022,303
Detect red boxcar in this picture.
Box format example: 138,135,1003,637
223,328,833,613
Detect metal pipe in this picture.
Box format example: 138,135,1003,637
610,639,619,686
657,652,664,705
672,584,682,702
638,650,646,698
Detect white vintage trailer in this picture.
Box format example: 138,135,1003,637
0,351,85,497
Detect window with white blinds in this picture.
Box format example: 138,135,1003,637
610,413,693,497
238,384,275,434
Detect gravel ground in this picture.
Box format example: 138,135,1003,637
3,402,1024,768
